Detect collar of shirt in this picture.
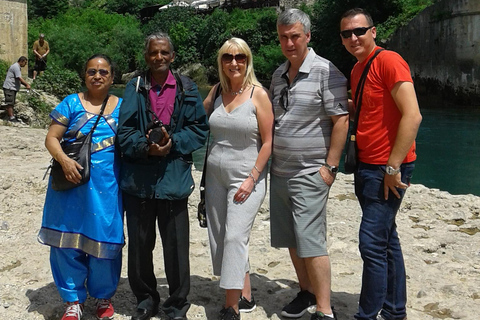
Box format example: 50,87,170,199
281,47,316,80
151,71,176,95
149,70,177,125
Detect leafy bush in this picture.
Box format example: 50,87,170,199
26,94,52,115
27,0,69,19
0,59,10,85
33,64,82,99
28,8,144,81
311,0,434,77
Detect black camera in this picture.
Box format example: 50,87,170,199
146,119,165,144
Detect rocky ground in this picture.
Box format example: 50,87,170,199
0,124,479,320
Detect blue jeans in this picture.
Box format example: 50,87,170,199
354,162,414,320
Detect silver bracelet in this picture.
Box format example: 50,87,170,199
248,172,257,185
253,165,261,174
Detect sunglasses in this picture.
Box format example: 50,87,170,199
221,53,247,64
340,26,374,39
86,68,110,77
279,86,289,112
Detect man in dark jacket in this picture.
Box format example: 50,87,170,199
117,32,209,320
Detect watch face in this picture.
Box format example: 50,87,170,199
386,166,399,175
331,167,339,173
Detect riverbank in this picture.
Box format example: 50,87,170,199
0,124,479,320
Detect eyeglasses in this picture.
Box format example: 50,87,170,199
279,86,289,111
340,26,374,39
86,68,110,77
221,53,247,64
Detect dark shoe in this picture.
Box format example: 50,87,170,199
7,117,20,123
281,290,316,318
310,310,337,320
131,307,158,320
238,295,256,313
219,307,240,320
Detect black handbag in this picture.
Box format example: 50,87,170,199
344,49,384,174
197,84,221,228
49,95,109,191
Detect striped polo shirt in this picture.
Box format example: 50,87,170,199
270,48,348,178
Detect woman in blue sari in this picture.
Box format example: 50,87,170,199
38,54,123,320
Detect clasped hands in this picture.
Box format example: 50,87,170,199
147,127,171,157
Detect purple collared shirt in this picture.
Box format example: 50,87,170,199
149,71,177,125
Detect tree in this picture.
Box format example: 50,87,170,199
28,0,69,19
311,0,432,78
28,8,143,81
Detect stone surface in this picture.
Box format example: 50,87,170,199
0,124,479,319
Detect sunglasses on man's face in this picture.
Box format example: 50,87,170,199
221,53,247,64
340,26,373,39
86,68,110,77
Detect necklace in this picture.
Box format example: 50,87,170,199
230,88,244,96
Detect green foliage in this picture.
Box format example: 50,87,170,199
103,0,169,15
32,64,82,100
0,59,9,86
253,44,284,86
26,94,52,116
28,8,143,81
311,0,434,77
27,0,69,19
142,7,279,83
26,0,434,89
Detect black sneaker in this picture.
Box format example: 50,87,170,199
310,309,337,320
238,295,256,313
219,307,240,320
7,117,20,123
281,290,316,318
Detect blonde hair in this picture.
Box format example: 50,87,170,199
217,37,261,93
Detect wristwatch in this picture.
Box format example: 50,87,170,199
324,163,339,174
385,165,401,175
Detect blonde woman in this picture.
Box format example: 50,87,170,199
203,38,274,320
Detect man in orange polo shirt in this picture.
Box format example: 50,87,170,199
340,8,422,320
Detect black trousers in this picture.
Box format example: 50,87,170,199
124,193,191,319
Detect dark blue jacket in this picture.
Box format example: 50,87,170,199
117,70,209,200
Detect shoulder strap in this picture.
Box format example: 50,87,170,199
135,76,141,92
89,94,110,134
351,48,384,133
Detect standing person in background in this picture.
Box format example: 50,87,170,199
270,8,349,320
33,33,50,79
202,37,274,320
2,56,31,123
117,32,209,320
39,54,123,320
340,8,422,320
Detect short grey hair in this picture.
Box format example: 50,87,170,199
144,32,175,54
277,8,311,34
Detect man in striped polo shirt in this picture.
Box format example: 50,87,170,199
269,8,349,320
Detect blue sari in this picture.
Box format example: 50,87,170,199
39,94,124,259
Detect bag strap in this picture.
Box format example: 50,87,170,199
351,49,384,134
89,94,110,135
43,94,110,180
200,83,222,194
